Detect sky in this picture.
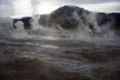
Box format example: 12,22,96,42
0,0,120,18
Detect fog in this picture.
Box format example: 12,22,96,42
0,11,119,42
0,1,120,80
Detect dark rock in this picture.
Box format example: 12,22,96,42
13,17,33,30
109,13,120,30
96,13,113,26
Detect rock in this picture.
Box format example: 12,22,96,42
13,17,33,30
109,13,120,30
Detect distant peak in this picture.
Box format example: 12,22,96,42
52,5,84,13
60,5,83,10
63,5,80,8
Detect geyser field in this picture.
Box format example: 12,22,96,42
0,5,120,80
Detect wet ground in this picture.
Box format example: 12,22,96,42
0,36,120,80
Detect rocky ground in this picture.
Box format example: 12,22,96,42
0,38,120,80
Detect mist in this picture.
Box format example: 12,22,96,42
0,1,120,80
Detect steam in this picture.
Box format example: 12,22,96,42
31,0,41,15
0,3,119,41
0,17,31,39
11,21,31,39
72,11,118,41
0,17,13,37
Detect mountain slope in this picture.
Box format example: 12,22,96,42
39,5,120,34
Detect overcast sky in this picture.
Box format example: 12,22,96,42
0,0,120,17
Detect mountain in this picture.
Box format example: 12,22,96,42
39,5,120,33
109,13,120,30
12,5,120,34
13,17,33,30
39,5,90,30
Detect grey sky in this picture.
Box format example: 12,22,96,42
0,0,14,17
0,0,120,17
58,0,120,4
